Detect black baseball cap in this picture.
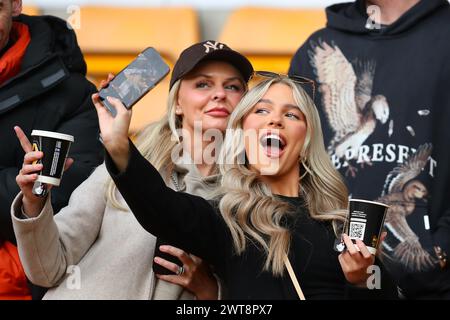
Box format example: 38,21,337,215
169,40,253,89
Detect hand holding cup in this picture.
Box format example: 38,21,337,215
14,126,73,217
337,199,389,286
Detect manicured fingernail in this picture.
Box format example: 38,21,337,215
159,245,170,252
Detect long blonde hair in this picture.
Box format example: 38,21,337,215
105,80,183,209
217,77,348,275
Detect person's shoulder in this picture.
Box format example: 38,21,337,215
20,14,89,75
291,27,333,59
306,27,331,42
15,14,68,36
424,7,450,56
15,14,44,27
21,14,69,31
421,3,450,34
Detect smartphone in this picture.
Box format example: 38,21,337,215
98,47,170,116
152,238,183,276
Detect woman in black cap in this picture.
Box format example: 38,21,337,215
12,41,253,299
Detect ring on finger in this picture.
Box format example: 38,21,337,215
176,265,184,276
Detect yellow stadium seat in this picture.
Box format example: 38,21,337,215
219,7,326,74
22,5,40,15
74,6,200,133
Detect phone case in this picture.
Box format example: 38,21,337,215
98,47,170,116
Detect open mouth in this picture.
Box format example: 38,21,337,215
260,133,286,158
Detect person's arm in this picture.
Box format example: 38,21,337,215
93,93,227,267
11,165,109,288
430,55,450,268
105,141,226,267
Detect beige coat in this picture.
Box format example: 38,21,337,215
11,159,218,300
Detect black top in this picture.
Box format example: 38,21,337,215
106,142,350,299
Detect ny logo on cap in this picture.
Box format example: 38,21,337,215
203,41,224,53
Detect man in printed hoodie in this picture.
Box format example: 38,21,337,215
289,0,450,299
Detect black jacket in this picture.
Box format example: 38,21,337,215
0,14,103,244
289,0,450,298
106,142,396,299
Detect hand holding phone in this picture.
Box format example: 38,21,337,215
98,47,170,116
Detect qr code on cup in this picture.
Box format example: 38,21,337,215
349,222,366,240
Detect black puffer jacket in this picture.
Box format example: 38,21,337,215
0,14,103,244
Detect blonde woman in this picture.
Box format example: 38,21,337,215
11,41,253,299
96,74,380,299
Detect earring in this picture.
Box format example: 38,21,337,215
175,108,182,115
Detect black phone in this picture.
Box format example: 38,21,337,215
98,47,170,116
152,238,183,276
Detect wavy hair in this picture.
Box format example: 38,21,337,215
217,77,348,275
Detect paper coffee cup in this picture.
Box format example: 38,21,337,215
346,199,389,255
31,130,74,189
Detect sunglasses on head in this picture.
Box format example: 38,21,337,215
251,71,316,100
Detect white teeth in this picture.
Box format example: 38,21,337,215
261,134,285,148
266,134,280,141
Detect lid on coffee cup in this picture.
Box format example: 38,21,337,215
349,199,389,208
31,130,74,142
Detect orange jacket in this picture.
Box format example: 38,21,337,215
0,241,32,300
